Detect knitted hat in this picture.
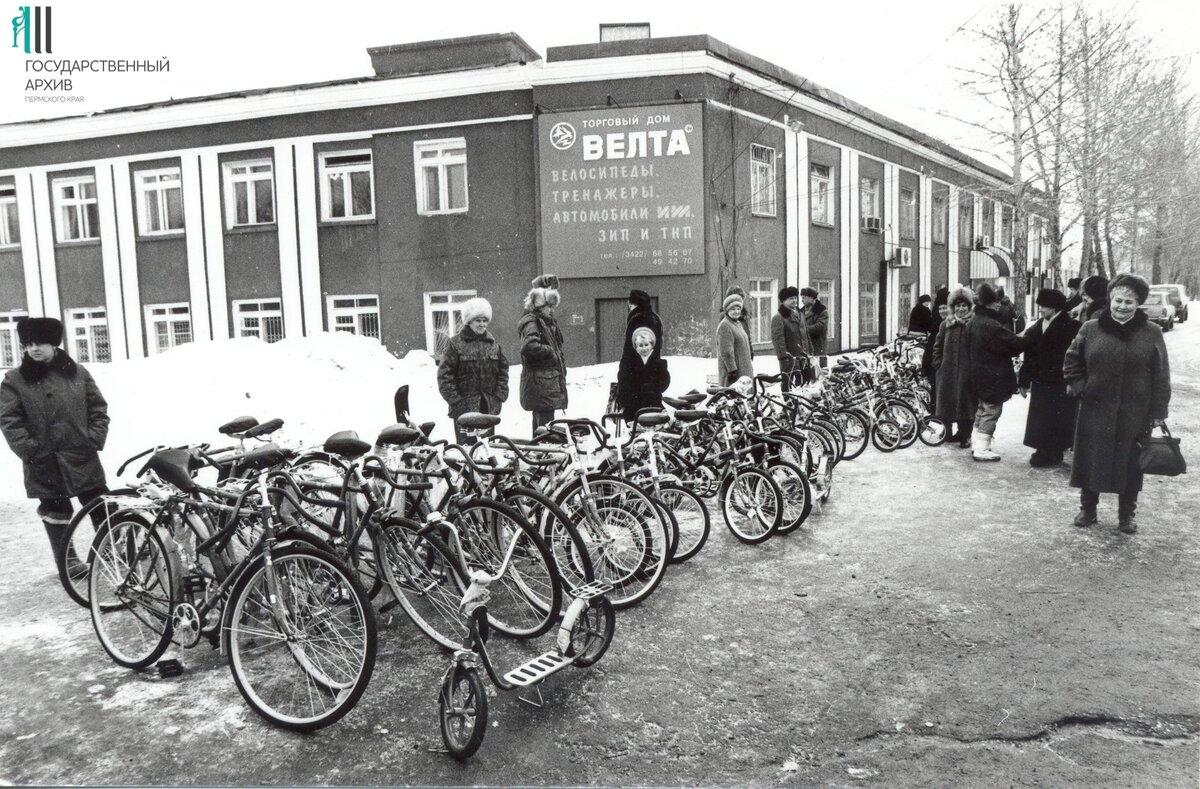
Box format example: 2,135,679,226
460,297,492,325
1035,289,1067,311
628,289,652,308
1082,275,1109,302
976,283,999,306
1067,277,1082,290
16,317,63,346
778,286,800,302
631,326,656,346
1107,273,1149,305
722,293,744,314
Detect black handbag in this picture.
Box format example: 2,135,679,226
1138,423,1186,477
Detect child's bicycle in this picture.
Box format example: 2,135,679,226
436,555,615,760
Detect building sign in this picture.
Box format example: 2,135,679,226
538,103,704,279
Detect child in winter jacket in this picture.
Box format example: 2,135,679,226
616,327,670,423
437,297,509,443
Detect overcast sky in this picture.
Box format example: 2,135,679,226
3,0,1197,168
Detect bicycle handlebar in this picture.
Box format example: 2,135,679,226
485,434,562,466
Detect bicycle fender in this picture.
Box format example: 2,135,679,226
557,596,589,655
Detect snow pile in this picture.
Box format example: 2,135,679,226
0,333,766,499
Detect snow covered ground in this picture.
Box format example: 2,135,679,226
0,333,780,500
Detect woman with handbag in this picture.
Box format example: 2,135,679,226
1063,273,1172,534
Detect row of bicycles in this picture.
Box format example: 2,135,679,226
52,336,941,758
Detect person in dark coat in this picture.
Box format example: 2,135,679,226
933,287,977,448
518,274,567,432
907,294,934,334
923,289,950,411
437,297,509,444
1063,277,1083,314
800,287,829,354
715,293,754,384
770,286,811,390
1017,289,1081,467
622,289,663,363
1064,274,1171,534
616,327,670,423
1073,275,1108,322
964,283,1027,462
0,317,109,567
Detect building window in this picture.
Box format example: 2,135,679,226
750,145,777,217
1031,217,1043,263
1000,205,1014,250
0,311,29,368
747,278,777,345
900,188,917,239
233,299,284,342
224,160,275,228
414,138,468,215
860,177,880,231
53,176,100,242
958,198,974,248
319,151,374,222
144,303,192,354
813,280,836,336
932,193,947,245
327,295,380,339
810,164,832,226
135,169,184,236
898,282,917,332
858,283,879,342
423,290,476,357
67,308,111,363
0,184,19,247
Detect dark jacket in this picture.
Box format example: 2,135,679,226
1084,300,1106,321
622,305,664,366
518,307,568,412
964,304,1026,404
1065,310,1171,493
770,305,811,367
802,301,829,354
437,326,509,419
1064,293,1083,313
616,354,670,423
907,304,934,334
1019,313,1081,387
0,350,109,498
932,316,977,421
1019,312,1082,450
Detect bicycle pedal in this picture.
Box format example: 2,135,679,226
182,574,207,598
157,658,184,678
379,599,399,614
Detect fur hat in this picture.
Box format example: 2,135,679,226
531,274,559,290
800,287,818,299
526,274,561,311
918,294,931,305
628,289,652,308
1067,277,1082,290
1035,288,1068,311
778,286,800,302
631,326,656,346
16,317,63,346
722,293,744,315
460,297,492,326
1082,275,1109,302
976,283,999,306
1107,273,1150,305
948,286,975,309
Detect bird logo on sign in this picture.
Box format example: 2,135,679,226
549,122,577,150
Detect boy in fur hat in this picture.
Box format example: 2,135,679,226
0,317,109,570
518,275,567,432
437,297,509,444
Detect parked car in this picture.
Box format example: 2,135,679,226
1139,292,1174,331
1150,284,1189,323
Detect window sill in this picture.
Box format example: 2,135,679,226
225,223,277,235
751,211,778,219
138,231,186,241
811,221,835,229
417,209,469,217
318,217,377,228
54,238,101,248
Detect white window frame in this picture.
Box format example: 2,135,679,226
144,302,192,354
53,175,100,242
809,163,832,225
747,278,778,345
423,290,476,356
858,283,879,341
860,177,880,221
134,168,185,236
319,151,375,222
414,138,468,216
1000,205,1014,250
326,294,381,339
0,184,18,248
67,307,111,363
932,193,947,245
749,145,777,217
232,298,284,343
0,310,29,368
813,280,836,336
958,198,974,247
899,282,917,332
900,188,917,239
223,160,275,229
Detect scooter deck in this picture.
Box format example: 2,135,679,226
503,651,573,687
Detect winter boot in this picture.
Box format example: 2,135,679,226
1073,507,1098,528
1117,500,1138,534
972,434,1001,462
42,521,71,565
1029,449,1053,467
957,423,973,449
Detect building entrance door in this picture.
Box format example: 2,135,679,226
595,297,659,363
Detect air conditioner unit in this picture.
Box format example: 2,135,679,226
891,247,913,268
862,216,882,233
975,235,992,250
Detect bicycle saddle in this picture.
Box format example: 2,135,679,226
673,409,707,423
243,418,284,439
324,430,373,459
662,396,690,409
756,373,786,383
375,424,422,447
635,412,671,427
238,444,290,470
679,391,707,405
531,425,569,445
456,412,501,430
218,415,258,436
142,448,199,493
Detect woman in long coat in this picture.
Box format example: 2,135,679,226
1018,289,1080,467
715,293,754,385
932,287,977,448
437,297,509,443
1064,274,1171,534
518,275,567,432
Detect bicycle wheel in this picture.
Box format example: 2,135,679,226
375,518,468,650
649,493,680,561
876,400,919,449
657,483,710,564
439,665,488,760
88,514,176,669
568,596,616,667
720,468,783,544
62,489,134,607
555,474,670,610
871,419,903,452
834,409,870,461
811,415,846,463
451,499,561,639
225,543,376,732
918,416,948,446
502,485,595,592
767,461,813,535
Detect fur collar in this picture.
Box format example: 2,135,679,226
973,305,1003,323
460,326,495,343
19,348,77,383
778,304,795,318
1097,308,1148,339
